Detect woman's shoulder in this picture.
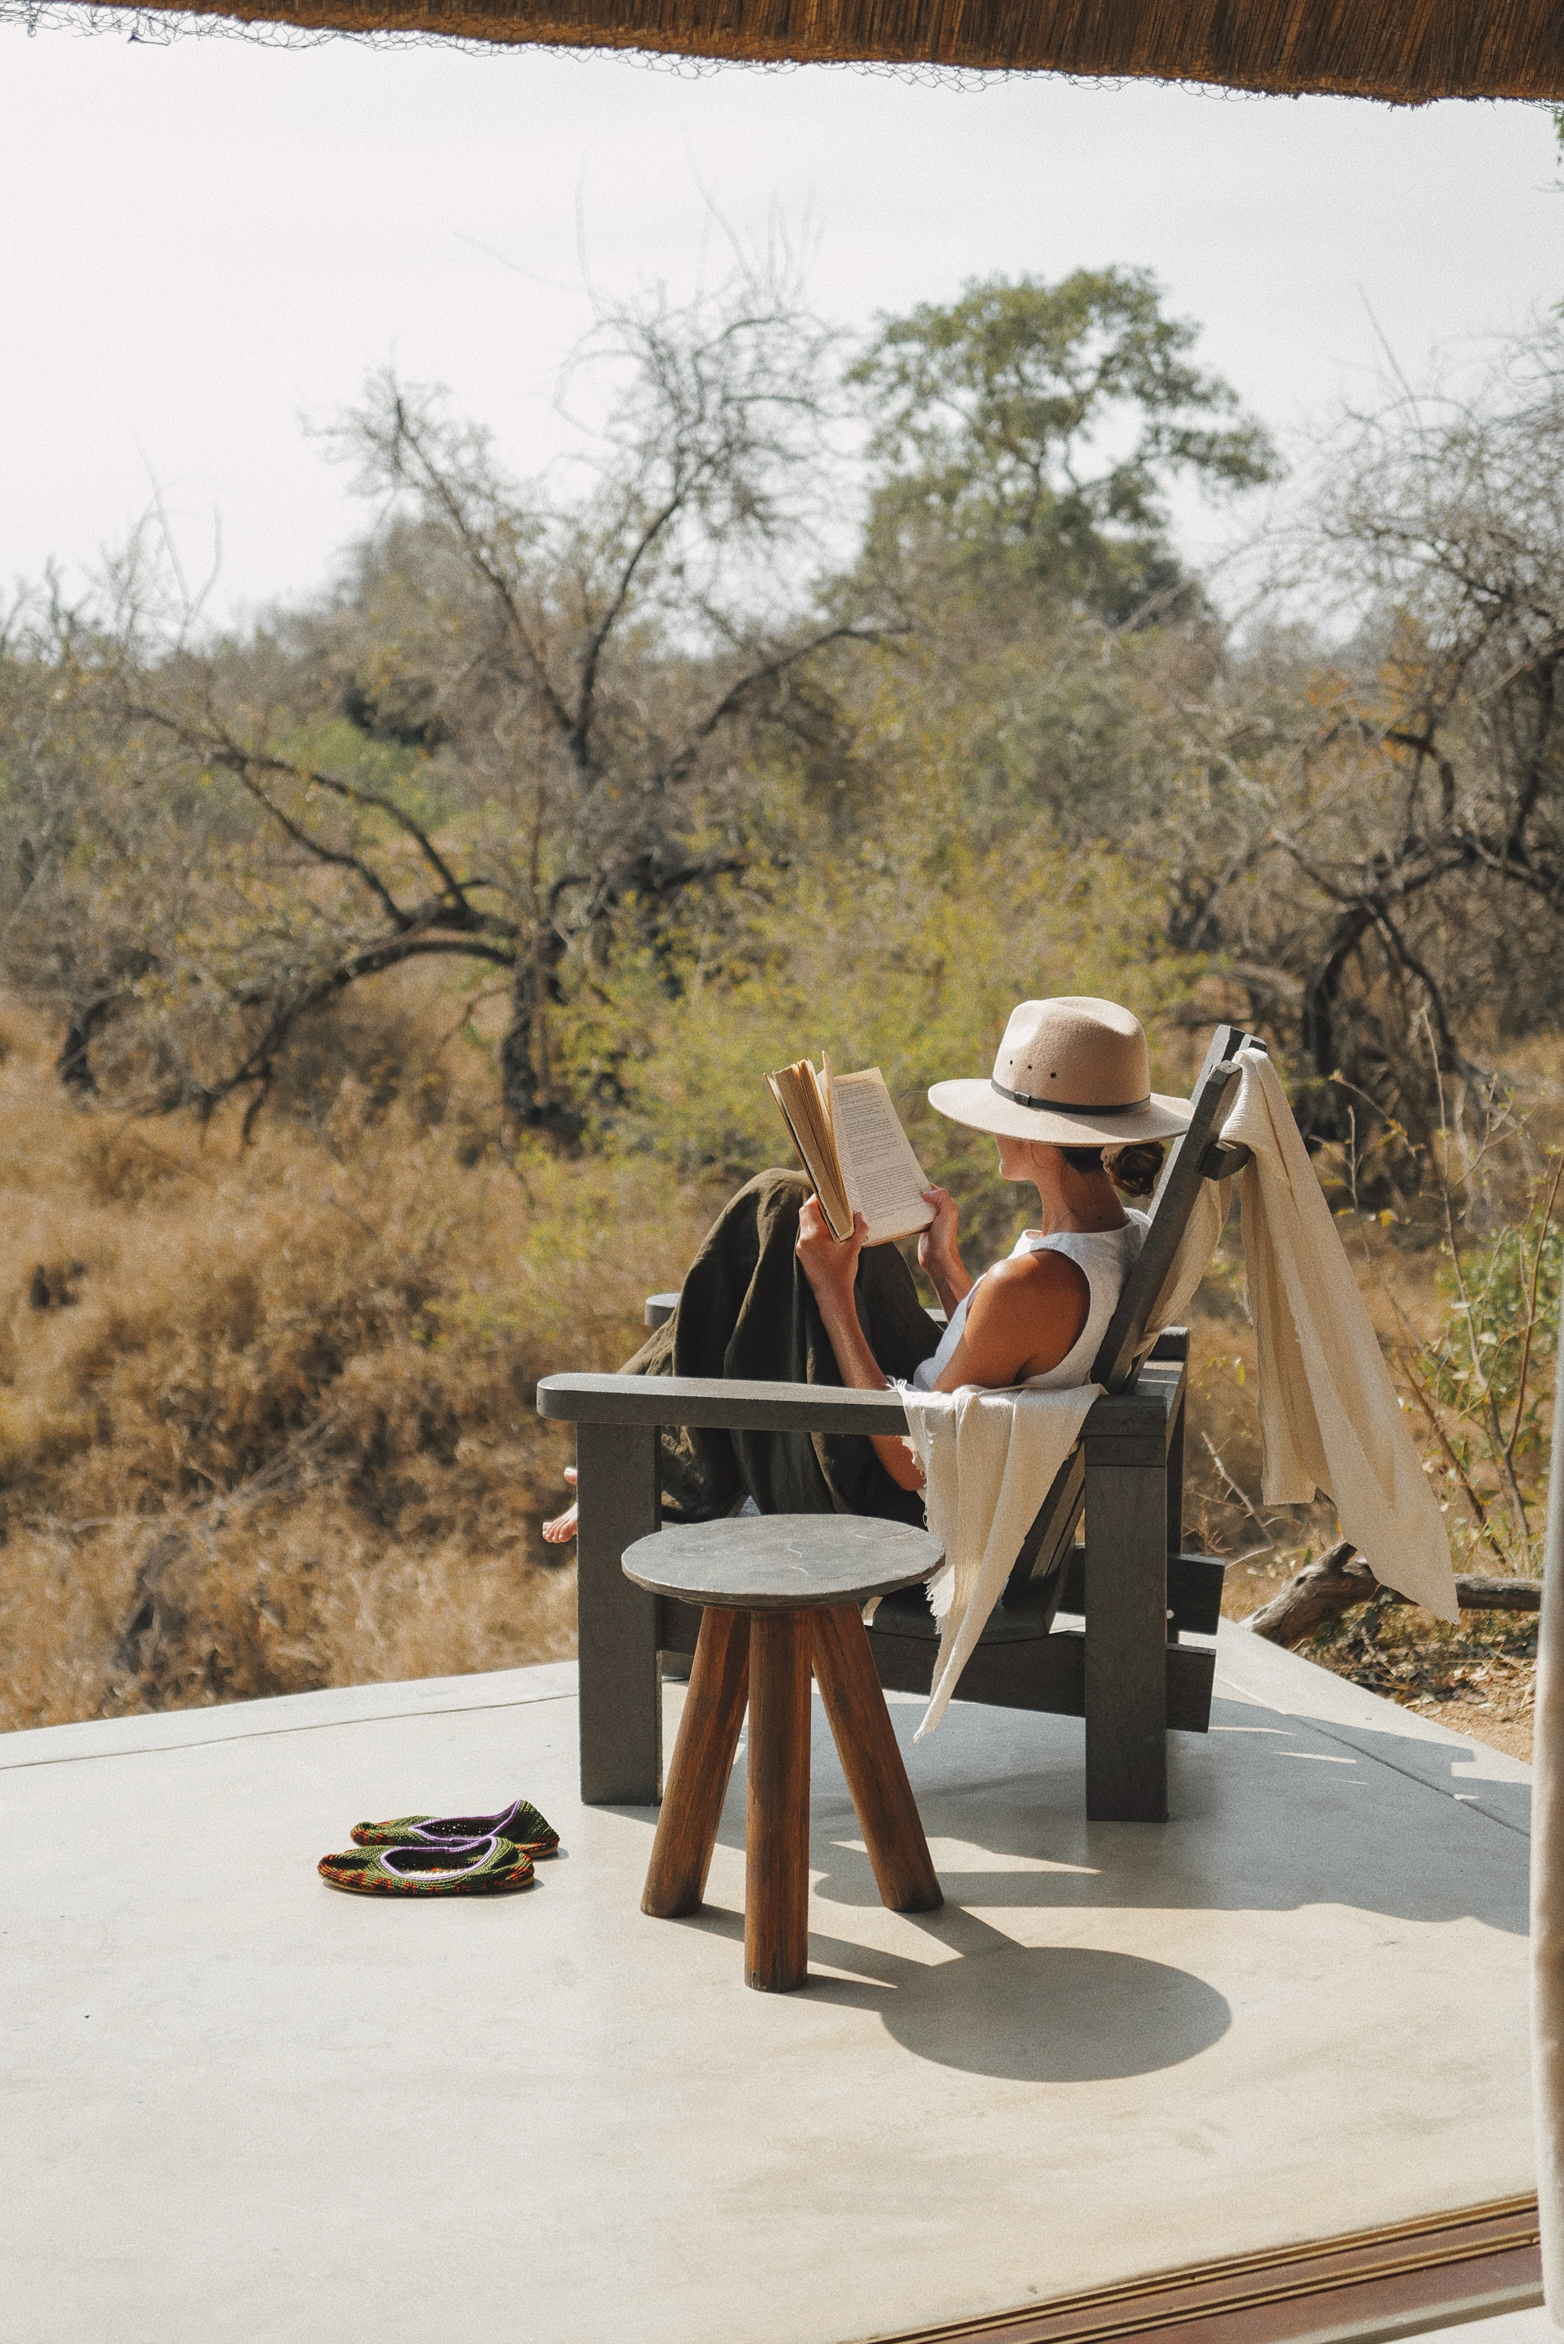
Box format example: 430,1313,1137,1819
953,1246,1090,1388
971,1245,1090,1321
985,1244,1089,1289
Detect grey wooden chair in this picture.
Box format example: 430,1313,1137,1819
537,1023,1256,1823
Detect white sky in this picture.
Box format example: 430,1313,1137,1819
1,21,1559,624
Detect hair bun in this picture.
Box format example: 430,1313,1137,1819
1102,1140,1165,1199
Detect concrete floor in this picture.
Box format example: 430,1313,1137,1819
1426,2316,1554,2344
1,1623,1534,2344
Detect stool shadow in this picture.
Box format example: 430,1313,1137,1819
880,1941,1229,2081
662,1903,1230,2083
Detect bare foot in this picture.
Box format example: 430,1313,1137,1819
543,1465,578,1545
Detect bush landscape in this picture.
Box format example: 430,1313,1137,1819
1,261,1559,1752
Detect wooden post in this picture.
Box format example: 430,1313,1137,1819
745,1609,812,1992
1530,1352,1564,2309
1084,1449,1168,1822
576,1419,661,1807
812,1603,941,1915
642,1607,749,1918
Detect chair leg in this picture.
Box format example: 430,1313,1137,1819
642,1606,749,1919
812,1603,942,1915
1084,1458,1169,1822
576,1419,662,1806
745,1610,812,1992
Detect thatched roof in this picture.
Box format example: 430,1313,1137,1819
92,0,1564,98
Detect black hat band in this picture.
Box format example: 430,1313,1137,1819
991,1079,1152,1116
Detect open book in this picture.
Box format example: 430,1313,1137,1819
765,1055,935,1247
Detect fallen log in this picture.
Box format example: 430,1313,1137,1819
1245,1540,1542,1646
1246,1542,1374,1644
1450,1574,1544,1613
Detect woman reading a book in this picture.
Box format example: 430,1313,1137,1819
543,996,1191,1541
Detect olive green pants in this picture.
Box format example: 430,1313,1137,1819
621,1169,940,1526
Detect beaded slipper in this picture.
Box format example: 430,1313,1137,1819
318,1834,535,1897
349,1795,560,1859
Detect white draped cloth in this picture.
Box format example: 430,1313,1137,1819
899,1383,1099,1739
898,1042,1458,1739
1533,1368,1564,2331
1214,1046,1456,1618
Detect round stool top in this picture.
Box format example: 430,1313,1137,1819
622,1515,944,1611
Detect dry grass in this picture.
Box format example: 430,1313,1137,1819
1,979,1552,1769
0,998,714,1731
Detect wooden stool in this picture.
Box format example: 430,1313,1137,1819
622,1515,945,1993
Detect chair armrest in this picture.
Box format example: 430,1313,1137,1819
538,1370,910,1436
538,1366,1183,1447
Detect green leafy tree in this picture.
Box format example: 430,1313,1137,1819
850,268,1278,623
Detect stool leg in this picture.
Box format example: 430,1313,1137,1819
745,1609,812,1992
642,1606,749,1920
813,1603,942,1915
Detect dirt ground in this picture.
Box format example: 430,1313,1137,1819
1304,1621,1537,1763
1225,1553,1536,1762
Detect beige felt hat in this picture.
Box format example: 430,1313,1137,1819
928,996,1193,1146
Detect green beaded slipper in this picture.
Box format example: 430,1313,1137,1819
318,1834,535,1897
349,1795,560,1859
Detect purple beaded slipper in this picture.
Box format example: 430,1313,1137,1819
349,1796,560,1859
318,1834,535,1896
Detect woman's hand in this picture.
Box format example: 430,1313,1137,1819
795,1193,866,1307
917,1186,959,1277
917,1186,972,1316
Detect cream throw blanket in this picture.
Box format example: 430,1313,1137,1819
1218,1047,1456,1618
1120,1044,1455,1618
898,1043,1457,1739
899,1383,1099,1739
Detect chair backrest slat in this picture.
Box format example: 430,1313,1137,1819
1002,1022,1256,1609
1089,1023,1254,1394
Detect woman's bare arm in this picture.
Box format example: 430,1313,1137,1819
794,1198,928,1489
794,1199,1092,1491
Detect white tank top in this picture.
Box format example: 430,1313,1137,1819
909,1211,1149,1393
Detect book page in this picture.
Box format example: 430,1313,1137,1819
765,1059,853,1237
829,1068,935,1246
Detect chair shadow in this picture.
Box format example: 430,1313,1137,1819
674,1687,1530,1938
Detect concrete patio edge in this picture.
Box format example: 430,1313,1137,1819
868,2196,1542,2344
